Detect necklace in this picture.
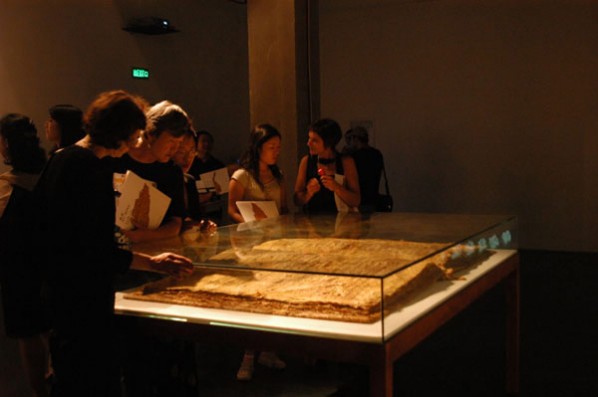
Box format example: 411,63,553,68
259,166,275,184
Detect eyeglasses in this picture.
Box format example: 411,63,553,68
175,148,197,159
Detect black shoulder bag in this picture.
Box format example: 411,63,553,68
375,161,393,212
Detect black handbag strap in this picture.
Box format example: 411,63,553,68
381,159,390,195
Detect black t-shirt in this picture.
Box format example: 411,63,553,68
183,173,202,221
111,154,186,221
188,155,225,180
352,146,383,209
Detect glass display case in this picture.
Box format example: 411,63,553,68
115,212,518,343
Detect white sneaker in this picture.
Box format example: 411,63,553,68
257,351,286,369
236,353,254,381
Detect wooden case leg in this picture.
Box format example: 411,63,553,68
369,349,393,397
506,262,520,395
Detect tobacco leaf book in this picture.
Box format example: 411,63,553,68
124,238,492,323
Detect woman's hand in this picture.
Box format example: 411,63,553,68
149,252,193,279
198,219,217,233
319,174,339,193
183,218,217,233
122,228,142,243
306,178,321,197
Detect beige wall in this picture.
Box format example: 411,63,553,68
2,0,595,251
319,0,598,251
247,0,317,207
0,0,249,169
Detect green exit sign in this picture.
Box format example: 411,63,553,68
132,67,149,79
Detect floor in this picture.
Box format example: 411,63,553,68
1,250,596,396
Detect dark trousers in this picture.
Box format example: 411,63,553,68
49,329,121,397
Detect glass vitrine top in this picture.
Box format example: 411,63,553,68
133,212,516,279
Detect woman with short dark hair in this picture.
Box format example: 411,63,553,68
294,118,360,213
35,90,193,397
85,91,149,149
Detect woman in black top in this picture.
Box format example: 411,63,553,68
294,118,360,213
188,129,226,178
44,104,85,155
0,113,50,397
35,90,193,397
171,127,218,231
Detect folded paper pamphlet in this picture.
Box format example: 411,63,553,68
115,171,171,230
197,167,229,194
236,201,279,223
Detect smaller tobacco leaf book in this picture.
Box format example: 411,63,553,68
198,167,230,194
236,201,279,222
115,171,171,230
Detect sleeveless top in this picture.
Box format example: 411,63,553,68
303,155,345,214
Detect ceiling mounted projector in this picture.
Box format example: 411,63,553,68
123,17,179,35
